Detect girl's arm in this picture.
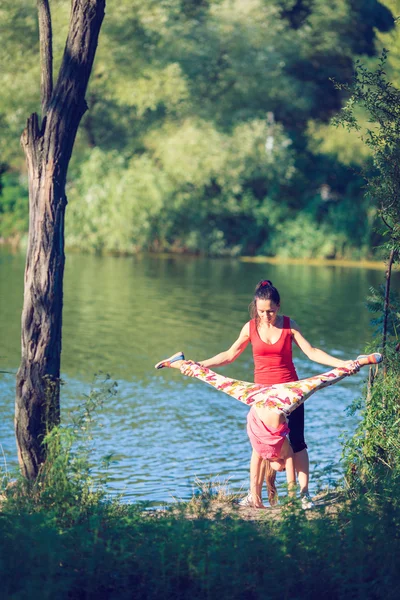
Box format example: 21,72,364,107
285,456,296,490
290,319,351,367
199,322,251,368
280,439,296,489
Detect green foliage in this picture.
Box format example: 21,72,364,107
366,284,400,338
66,119,298,256
375,0,400,88
66,149,171,254
6,374,118,525
1,475,400,598
343,351,400,492
265,212,343,259
331,49,400,497
0,173,28,239
333,50,400,252
0,0,397,256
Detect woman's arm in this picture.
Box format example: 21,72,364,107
199,322,251,368
291,319,350,368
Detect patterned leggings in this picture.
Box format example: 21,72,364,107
179,361,360,416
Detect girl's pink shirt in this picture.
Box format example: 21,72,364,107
246,406,290,459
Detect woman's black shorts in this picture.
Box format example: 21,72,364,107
287,403,307,453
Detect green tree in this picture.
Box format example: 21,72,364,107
1,0,396,257
333,49,400,350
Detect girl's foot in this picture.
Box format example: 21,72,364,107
300,492,315,510
155,351,185,370
356,353,382,366
238,491,266,509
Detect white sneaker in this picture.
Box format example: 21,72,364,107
238,492,253,507
301,493,315,510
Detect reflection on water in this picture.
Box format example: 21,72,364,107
0,249,397,503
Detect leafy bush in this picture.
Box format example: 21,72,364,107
342,281,400,493
0,173,28,239
1,475,400,599
343,349,400,492
6,374,118,525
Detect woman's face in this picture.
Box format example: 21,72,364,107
256,299,280,326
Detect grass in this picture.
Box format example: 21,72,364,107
1,472,399,600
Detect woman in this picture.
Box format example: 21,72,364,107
156,280,380,508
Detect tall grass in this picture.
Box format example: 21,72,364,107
1,480,399,599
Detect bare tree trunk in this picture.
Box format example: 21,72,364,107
382,248,395,356
15,0,106,479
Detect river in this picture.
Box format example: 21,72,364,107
0,249,396,504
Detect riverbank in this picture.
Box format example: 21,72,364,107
153,488,344,522
0,240,392,272
240,255,394,271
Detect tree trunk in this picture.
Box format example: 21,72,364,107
15,0,106,480
382,247,395,356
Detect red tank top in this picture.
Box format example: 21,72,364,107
250,316,298,385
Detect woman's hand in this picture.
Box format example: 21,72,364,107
342,360,360,374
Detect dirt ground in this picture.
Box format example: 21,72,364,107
148,489,345,522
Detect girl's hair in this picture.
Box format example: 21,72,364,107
249,279,281,321
265,460,278,506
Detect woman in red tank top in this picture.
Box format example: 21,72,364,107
196,279,360,509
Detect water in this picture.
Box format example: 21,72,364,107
0,249,396,504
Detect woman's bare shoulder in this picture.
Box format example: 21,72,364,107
239,321,251,338
288,318,302,336
242,320,251,333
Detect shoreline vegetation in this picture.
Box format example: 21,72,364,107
1,242,396,272
242,256,396,270
0,476,399,599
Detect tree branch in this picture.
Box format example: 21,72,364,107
37,0,53,117
44,0,105,170
381,213,394,232
382,247,395,356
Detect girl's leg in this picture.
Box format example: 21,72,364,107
285,455,296,495
250,450,266,508
156,353,382,413
264,459,278,507
178,360,265,404
155,354,263,401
